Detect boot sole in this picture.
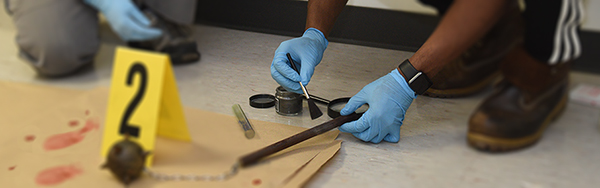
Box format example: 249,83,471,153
467,93,567,152
424,71,501,98
163,41,201,65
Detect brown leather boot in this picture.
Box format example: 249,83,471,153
468,45,570,152
424,1,523,98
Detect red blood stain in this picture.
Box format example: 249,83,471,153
69,120,79,127
35,165,82,186
252,178,262,186
43,118,99,151
78,118,99,134
25,135,36,142
43,132,85,151
8,166,16,171
85,110,89,116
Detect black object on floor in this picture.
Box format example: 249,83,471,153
249,94,276,108
129,8,200,65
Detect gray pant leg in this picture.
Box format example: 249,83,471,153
6,0,99,77
142,0,197,24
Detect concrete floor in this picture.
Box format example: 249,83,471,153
1,12,600,188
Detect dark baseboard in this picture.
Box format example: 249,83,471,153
195,0,437,52
572,31,600,74
196,0,599,73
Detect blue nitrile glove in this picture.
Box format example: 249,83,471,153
339,69,417,143
271,28,328,93
84,0,162,41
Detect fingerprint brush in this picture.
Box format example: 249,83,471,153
286,53,323,120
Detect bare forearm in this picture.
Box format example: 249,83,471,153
306,0,348,38
408,0,511,78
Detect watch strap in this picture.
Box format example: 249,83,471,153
398,59,433,95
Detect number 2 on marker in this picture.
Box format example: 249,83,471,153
120,63,148,137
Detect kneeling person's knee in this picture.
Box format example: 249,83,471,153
18,38,98,77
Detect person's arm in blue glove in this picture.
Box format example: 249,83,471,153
271,28,327,93
339,69,417,143
337,0,509,144
84,0,162,41
270,0,347,93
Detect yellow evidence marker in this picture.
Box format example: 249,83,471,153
101,47,191,167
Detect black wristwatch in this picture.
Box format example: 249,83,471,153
398,59,433,95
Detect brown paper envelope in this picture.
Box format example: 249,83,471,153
283,140,342,188
0,82,342,188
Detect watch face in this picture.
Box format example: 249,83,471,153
409,73,433,95
398,59,432,95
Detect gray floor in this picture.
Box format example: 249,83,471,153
1,14,600,188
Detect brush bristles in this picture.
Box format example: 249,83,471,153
307,99,323,120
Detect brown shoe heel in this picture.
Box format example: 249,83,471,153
467,91,567,152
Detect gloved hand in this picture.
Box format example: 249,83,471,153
84,0,162,41
271,28,328,93
339,69,417,143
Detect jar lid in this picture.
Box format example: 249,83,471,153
249,94,276,108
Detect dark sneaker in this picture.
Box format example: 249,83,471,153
128,9,200,65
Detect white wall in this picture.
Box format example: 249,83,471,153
346,0,436,15
586,0,600,32
307,0,600,32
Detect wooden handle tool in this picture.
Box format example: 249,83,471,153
239,113,361,167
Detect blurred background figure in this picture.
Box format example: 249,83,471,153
4,0,199,77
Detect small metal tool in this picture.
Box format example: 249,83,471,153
232,104,255,139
